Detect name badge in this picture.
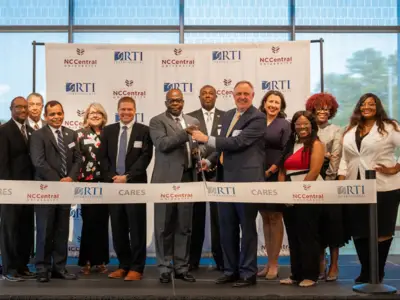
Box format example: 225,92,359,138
217,129,221,135
134,141,143,148
232,130,242,137
84,139,95,145
68,142,76,149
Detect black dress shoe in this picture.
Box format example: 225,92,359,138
51,270,77,280
159,272,171,283
18,270,37,279
233,275,257,287
37,272,50,283
215,274,239,284
188,264,199,272
175,272,196,282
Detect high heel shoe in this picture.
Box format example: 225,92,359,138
80,262,91,275
326,271,339,282
265,267,279,280
257,266,269,277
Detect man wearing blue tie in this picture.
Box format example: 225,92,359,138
99,97,153,281
191,81,266,287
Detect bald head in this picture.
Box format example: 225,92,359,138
165,88,184,116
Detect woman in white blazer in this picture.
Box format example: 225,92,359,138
338,93,400,284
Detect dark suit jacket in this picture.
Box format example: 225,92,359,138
0,119,34,180
99,122,153,183
188,108,225,180
212,105,266,183
30,125,82,181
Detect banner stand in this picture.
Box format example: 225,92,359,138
352,170,397,294
31,39,325,93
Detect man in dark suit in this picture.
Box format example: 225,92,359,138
192,81,266,287
26,92,46,130
100,97,152,281
30,100,82,283
0,96,36,281
187,85,225,271
150,88,201,284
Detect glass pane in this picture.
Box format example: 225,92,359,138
0,33,68,123
185,32,289,44
185,0,290,25
296,0,397,26
0,0,68,25
73,32,179,44
74,0,179,25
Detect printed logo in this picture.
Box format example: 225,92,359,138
65,82,96,95
76,109,85,117
207,186,236,197
303,184,311,191
337,185,365,198
173,185,180,191
0,188,12,196
160,186,193,201
74,186,103,199
163,82,193,93
115,112,145,123
40,184,48,190
64,48,97,68
118,189,146,196
261,80,291,92
161,49,195,68
259,46,293,65
70,207,82,219
112,79,146,100
63,120,84,130
27,184,60,202
212,50,241,62
217,79,234,98
114,51,143,64
292,183,324,203
251,189,278,196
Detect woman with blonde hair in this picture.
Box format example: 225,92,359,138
77,103,110,275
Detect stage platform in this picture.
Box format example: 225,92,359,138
0,255,399,300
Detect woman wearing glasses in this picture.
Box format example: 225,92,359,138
77,103,110,275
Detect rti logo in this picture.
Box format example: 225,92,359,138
212,50,241,62
161,49,195,68
207,186,236,197
114,51,143,63
64,48,97,68
74,187,103,199
115,112,145,123
259,46,293,66
66,82,96,95
217,79,234,98
112,79,146,100
337,185,365,198
164,82,193,93
70,207,82,219
261,80,291,92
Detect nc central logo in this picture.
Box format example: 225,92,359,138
76,48,85,55
164,82,193,93
74,187,103,197
125,80,134,87
223,79,232,86
212,50,241,61
76,109,85,117
271,46,280,54
261,80,291,91
66,82,96,93
174,48,182,56
114,51,143,62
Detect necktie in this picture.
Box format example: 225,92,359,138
116,126,128,175
206,111,213,122
56,129,67,177
220,112,241,165
34,123,39,130
20,125,28,144
175,118,190,169
205,111,213,135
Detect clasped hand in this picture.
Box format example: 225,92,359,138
185,125,209,143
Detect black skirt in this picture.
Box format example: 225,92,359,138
345,189,400,238
258,172,284,212
319,204,349,248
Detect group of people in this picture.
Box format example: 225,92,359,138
0,80,399,289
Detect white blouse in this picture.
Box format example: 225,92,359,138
338,122,400,192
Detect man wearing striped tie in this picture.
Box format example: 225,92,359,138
30,100,82,283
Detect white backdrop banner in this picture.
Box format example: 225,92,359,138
45,41,311,258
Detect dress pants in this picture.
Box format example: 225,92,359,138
0,204,34,275
109,203,146,273
155,169,194,275
35,204,70,273
218,202,258,278
283,204,322,282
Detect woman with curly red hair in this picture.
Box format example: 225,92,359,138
305,93,346,282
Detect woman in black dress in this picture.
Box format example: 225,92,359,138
338,93,400,283
257,91,291,280
77,103,110,275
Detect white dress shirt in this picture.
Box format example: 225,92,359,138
48,125,63,144
338,122,400,192
172,113,192,169
28,117,43,129
202,107,216,135
116,120,135,165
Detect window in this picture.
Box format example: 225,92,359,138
74,0,179,25
0,33,68,123
185,0,290,25
73,32,179,44
0,0,68,25
296,0,397,26
185,32,289,44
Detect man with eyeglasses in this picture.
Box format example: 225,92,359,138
0,96,36,281
26,93,46,130
149,88,201,284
